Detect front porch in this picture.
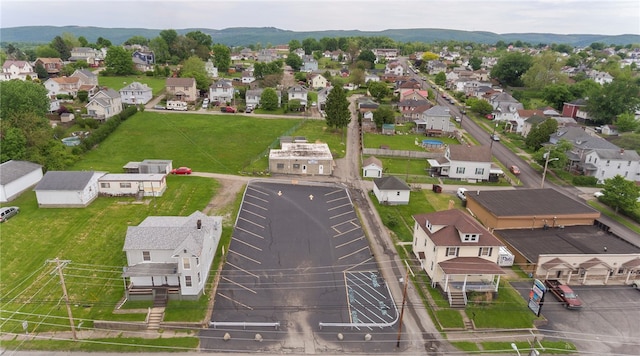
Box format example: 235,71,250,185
437,257,506,308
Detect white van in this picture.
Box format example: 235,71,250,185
456,188,468,201
166,101,188,111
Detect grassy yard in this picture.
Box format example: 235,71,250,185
72,111,304,174
0,337,199,352
0,176,217,333
98,75,168,95
364,132,459,150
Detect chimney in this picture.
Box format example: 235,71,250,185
620,148,624,155
197,219,202,230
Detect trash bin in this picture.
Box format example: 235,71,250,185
432,184,442,193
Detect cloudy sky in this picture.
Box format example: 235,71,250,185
2,0,639,35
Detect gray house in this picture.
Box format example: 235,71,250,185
246,88,282,108
0,160,43,202
123,159,173,174
34,171,105,207
414,105,455,135
119,82,153,105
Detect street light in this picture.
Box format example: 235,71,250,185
511,343,521,356
541,150,560,188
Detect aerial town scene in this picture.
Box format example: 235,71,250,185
1,1,639,355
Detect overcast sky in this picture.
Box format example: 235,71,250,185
2,0,639,35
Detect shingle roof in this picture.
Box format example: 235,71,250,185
448,145,492,163
167,77,196,87
467,188,599,217
424,106,450,117
34,171,99,191
591,148,640,160
363,156,383,169
0,160,42,185
374,176,410,191
413,209,503,247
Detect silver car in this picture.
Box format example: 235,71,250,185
0,206,19,222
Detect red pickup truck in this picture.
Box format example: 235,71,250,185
544,279,583,309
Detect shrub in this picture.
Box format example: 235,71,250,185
572,175,599,187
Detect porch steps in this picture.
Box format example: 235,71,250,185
153,288,168,308
449,290,467,308
147,307,164,330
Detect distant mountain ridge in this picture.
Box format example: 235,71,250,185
1,26,638,47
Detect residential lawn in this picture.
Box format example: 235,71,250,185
0,337,199,352
466,282,538,329
481,341,576,354
364,132,459,150
71,111,303,174
98,75,168,95
0,176,217,332
163,297,210,322
291,119,348,159
435,309,464,328
450,341,481,352
363,155,431,178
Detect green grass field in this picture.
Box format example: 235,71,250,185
98,75,168,95
364,132,459,150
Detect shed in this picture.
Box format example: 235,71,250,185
362,156,383,178
34,171,105,207
373,176,410,205
382,124,395,135
0,160,43,202
98,174,167,197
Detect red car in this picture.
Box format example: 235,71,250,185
171,167,192,175
509,165,521,175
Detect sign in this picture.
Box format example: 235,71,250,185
527,279,546,317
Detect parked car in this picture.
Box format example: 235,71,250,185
221,106,237,113
631,280,640,290
594,191,604,198
490,134,500,141
170,167,192,175
509,165,521,175
544,279,583,309
153,105,165,110
456,187,468,201
0,206,19,223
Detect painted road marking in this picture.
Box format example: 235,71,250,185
235,226,265,239
243,201,268,211
239,216,264,229
247,186,269,196
217,292,253,310
226,262,259,278
221,276,257,294
336,235,365,249
228,249,262,264
233,237,263,251
338,246,370,260
325,189,343,196
329,210,353,219
333,225,360,237
245,193,268,203
243,209,266,220
328,203,351,211
327,195,349,203
344,257,374,272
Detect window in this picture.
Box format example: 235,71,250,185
185,276,192,287
197,272,201,283
617,163,621,169
293,164,300,169
396,191,401,196
475,168,484,175
183,258,191,269
430,261,434,271
446,247,458,256
100,182,110,188
628,161,632,166
142,251,150,261
479,247,493,256
606,160,610,166
456,167,465,174
196,258,199,266
119,182,131,188
276,163,284,169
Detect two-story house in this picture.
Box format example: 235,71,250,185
69,47,103,66
301,56,318,72
309,74,328,90
412,209,505,307
583,149,640,184
70,69,99,86
428,145,493,182
122,211,222,300
86,88,123,120
166,77,197,102
413,106,454,135
287,85,308,107
34,58,64,78
119,82,153,105
132,50,155,66
1,60,36,81
209,79,234,104
205,59,218,78
246,88,282,109
385,60,404,76
44,76,81,98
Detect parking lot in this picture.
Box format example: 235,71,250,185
512,282,640,354
201,181,399,353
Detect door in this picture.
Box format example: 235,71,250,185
319,164,324,175
302,165,307,174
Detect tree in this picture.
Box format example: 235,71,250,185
50,36,71,60
95,37,112,48
285,53,303,71
542,84,573,110
324,86,350,130
600,175,640,214
0,127,27,163
288,40,301,51
350,68,365,86
466,97,493,116
368,81,390,101
78,36,89,47
532,139,572,169
469,56,482,70
434,72,446,86
421,51,439,61
159,29,178,54
0,80,50,119
259,88,279,111
149,37,170,64
357,50,376,67
615,112,639,133
180,56,210,91
586,78,640,125
521,51,569,90
34,63,49,79
35,45,60,58
525,119,558,150
104,46,135,75
373,106,395,128
124,36,149,46
212,44,231,73
490,52,533,87
288,99,302,112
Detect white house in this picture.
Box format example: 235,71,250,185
583,149,640,184
428,145,492,182
34,171,105,208
309,74,328,89
86,88,123,120
287,85,308,107
123,159,173,174
122,211,222,299
373,176,410,205
44,77,81,98
1,60,36,81
209,79,234,104
245,88,281,109
0,160,43,202
98,174,167,197
362,156,383,178
384,61,404,76
414,106,454,135
205,60,218,78
119,82,153,105
411,209,505,306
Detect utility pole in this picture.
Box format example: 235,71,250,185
396,266,410,348
52,258,77,340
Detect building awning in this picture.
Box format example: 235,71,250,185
439,257,505,275
122,263,179,277
541,257,574,271
579,258,612,270
622,257,640,269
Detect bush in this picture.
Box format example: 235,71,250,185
572,175,599,187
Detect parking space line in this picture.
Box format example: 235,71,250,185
333,226,360,237
329,210,353,219
324,189,343,196
238,216,264,229
336,236,364,248
235,226,265,239
228,249,262,264
350,272,387,299
243,201,268,211
226,262,259,278
247,186,269,196
327,196,349,203
221,276,257,294
336,235,364,248
328,203,351,211
338,246,370,260
344,273,353,323
233,237,263,251
243,209,266,220
217,292,253,310
245,193,268,203
344,257,374,272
